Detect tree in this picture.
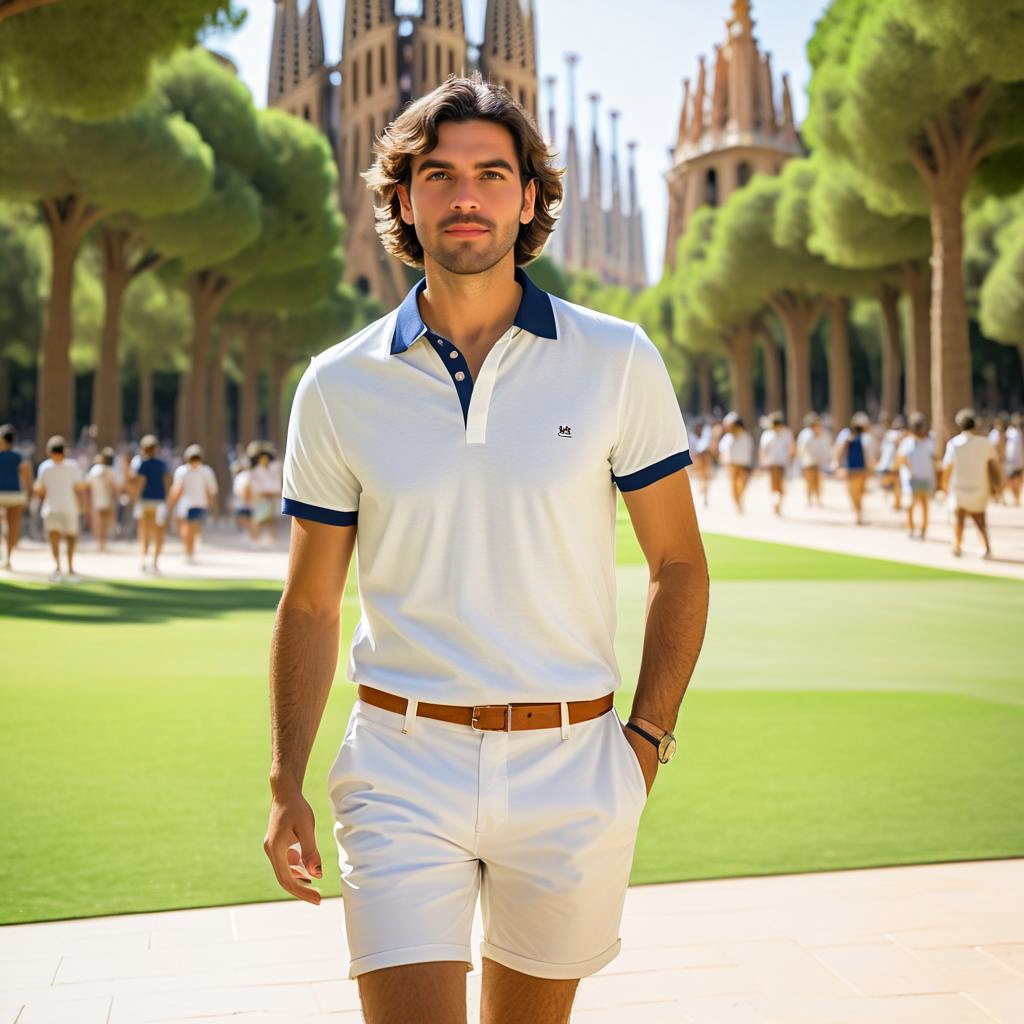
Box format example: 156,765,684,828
147,50,342,453
808,159,932,417
805,0,1024,442
0,201,43,422
0,91,213,444
0,1,243,119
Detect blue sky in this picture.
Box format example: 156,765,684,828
205,0,828,284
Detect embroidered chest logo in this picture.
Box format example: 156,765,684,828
558,425,572,437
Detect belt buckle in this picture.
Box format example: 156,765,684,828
471,704,512,732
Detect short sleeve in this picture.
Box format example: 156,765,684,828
281,358,360,526
173,465,186,484
609,325,691,491
942,440,954,468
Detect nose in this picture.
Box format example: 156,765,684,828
450,187,481,213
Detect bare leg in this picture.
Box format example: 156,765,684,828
152,523,165,567
66,534,76,574
139,512,151,559
918,494,929,539
5,506,23,562
969,511,991,555
480,956,581,1024
953,508,966,555
48,529,61,571
356,961,468,1024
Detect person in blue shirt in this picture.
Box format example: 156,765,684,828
832,412,873,525
0,424,33,570
129,434,171,575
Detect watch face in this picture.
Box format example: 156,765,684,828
658,734,677,764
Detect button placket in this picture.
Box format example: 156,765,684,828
427,330,474,428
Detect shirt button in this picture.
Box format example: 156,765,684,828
449,350,459,359
455,371,465,381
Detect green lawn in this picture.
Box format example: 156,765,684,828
1,527,1021,924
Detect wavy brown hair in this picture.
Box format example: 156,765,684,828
361,72,564,268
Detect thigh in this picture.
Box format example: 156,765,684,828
478,707,646,982
481,955,579,1024
357,960,468,1024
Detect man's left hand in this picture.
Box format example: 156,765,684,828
622,723,659,797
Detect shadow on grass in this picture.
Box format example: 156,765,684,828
0,579,283,624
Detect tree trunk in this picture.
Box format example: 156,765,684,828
694,353,712,417
267,351,291,454
92,231,132,447
185,271,234,453
878,283,903,420
760,326,783,416
239,321,262,446
901,260,931,419
207,327,232,516
138,354,154,436
36,196,107,448
0,358,10,421
175,370,191,451
907,82,991,448
827,295,852,432
722,319,756,429
929,192,972,446
769,291,823,432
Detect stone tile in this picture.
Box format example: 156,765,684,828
14,993,112,1024
719,939,856,997
898,945,1022,991
574,965,756,1008
752,992,1000,1023
0,925,150,958
808,940,954,996
108,982,320,1023
310,978,366,1014
607,944,734,974
0,1002,22,1024
0,956,60,991
981,943,1024,977
964,985,1024,1024
228,898,344,941
572,1002,694,1023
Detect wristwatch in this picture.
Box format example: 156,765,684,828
625,717,677,764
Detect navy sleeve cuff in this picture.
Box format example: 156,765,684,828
281,497,358,526
612,450,693,492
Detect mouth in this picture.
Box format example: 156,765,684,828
445,226,488,237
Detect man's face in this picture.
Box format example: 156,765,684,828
397,119,537,276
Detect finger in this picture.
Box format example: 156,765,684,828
292,824,322,879
265,839,321,905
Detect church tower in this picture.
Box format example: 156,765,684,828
663,0,801,270
480,0,538,120
268,0,334,147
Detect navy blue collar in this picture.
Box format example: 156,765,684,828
390,265,558,355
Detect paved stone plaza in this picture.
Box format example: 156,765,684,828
2,471,1022,1021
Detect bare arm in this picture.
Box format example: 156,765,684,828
620,468,710,794
264,515,357,905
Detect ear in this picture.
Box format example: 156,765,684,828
397,182,414,226
520,177,537,225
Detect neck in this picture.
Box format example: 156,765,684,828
418,253,521,349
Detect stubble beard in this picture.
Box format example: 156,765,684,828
421,218,520,276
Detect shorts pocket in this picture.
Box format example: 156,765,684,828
610,709,649,809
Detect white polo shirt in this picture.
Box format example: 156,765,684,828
281,265,691,706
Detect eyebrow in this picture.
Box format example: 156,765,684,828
415,158,516,176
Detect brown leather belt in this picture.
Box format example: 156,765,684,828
357,684,615,733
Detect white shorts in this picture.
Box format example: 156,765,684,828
134,499,167,526
0,491,26,508
327,695,648,981
43,508,79,536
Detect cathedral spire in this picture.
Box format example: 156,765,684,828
268,0,300,104
301,0,325,79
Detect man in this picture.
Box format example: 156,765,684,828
129,434,171,574
795,412,830,508
166,443,218,564
942,408,1000,559
717,411,754,514
757,410,793,517
895,412,936,540
263,74,709,1024
33,435,87,582
0,423,33,570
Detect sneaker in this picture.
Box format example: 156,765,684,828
48,569,62,583
981,550,993,561
150,563,161,576
140,560,150,573
64,571,82,583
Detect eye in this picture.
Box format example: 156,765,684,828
482,171,503,179
426,171,448,180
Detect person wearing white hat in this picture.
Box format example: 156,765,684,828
33,435,88,582
167,443,218,564
717,411,754,514
129,434,171,574
942,408,999,558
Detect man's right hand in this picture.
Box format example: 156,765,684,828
263,787,323,906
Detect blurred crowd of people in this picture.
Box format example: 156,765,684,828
687,406,1021,559
0,426,284,581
